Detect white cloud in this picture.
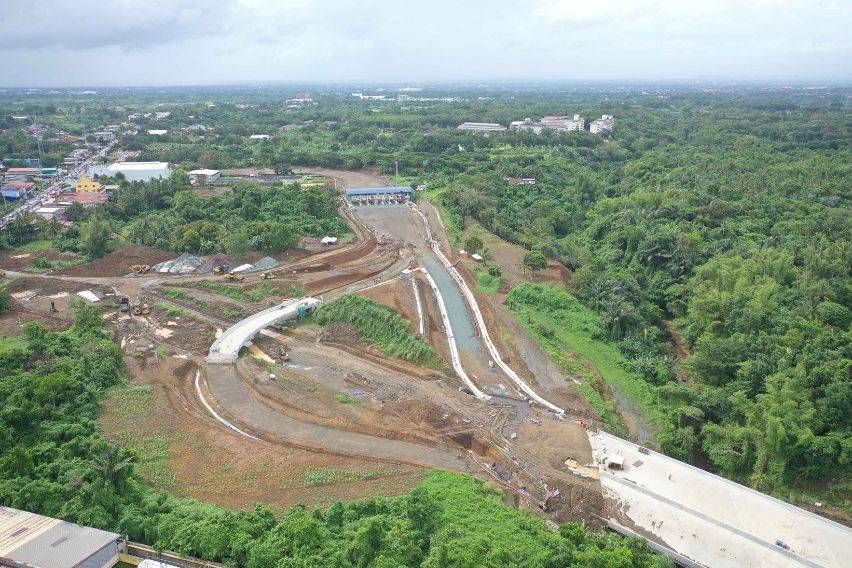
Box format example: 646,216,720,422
0,0,849,85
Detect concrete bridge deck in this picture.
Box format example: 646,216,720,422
206,297,320,364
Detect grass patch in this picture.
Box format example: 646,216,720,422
304,467,379,486
15,239,52,251
182,281,284,303
335,392,362,405
315,294,439,367
99,384,180,492
476,272,503,295
219,306,248,319
152,301,183,317
507,283,665,434
23,257,85,273
0,335,28,352
162,287,210,310
162,288,191,300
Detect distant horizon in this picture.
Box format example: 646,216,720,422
1,78,851,91
2,1,849,89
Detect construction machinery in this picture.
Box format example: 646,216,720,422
130,264,150,274
132,303,150,316
261,271,274,280
225,273,244,283
213,262,230,275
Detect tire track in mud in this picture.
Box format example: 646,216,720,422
200,363,474,471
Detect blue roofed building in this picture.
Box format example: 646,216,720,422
344,186,412,204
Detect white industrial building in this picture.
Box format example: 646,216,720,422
590,114,615,134
510,114,585,133
457,122,507,132
188,168,221,185
0,506,121,568
91,161,171,182
249,134,270,140
147,129,168,136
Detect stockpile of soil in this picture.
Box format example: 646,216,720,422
54,245,175,277
319,322,372,351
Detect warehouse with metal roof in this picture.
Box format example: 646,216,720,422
0,507,120,568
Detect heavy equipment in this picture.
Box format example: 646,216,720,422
130,264,150,274
225,273,244,283
132,303,149,316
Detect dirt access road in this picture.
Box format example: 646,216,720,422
296,167,391,190
204,363,471,470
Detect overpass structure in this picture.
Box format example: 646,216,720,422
590,431,852,568
206,297,320,364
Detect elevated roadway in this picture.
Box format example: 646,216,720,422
206,297,320,364
590,431,852,568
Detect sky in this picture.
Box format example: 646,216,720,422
1,0,850,87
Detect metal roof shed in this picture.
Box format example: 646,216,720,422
0,507,120,568
344,187,412,197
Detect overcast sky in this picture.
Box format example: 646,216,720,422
1,0,850,87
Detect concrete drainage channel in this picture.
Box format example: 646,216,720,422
420,267,490,401
413,206,565,415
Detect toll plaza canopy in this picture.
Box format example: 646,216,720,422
345,187,412,197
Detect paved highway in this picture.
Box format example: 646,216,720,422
590,431,852,568
0,142,115,229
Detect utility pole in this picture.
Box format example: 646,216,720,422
395,160,399,177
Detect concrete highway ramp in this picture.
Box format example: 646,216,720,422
590,431,852,568
207,297,320,364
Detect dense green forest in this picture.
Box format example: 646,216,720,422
0,304,667,567
0,170,346,258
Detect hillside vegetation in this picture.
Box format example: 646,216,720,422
315,294,439,367
507,283,664,436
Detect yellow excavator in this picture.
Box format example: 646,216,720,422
225,273,245,283
130,264,150,274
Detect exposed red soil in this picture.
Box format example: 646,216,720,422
0,249,79,271
54,245,175,277
100,357,427,510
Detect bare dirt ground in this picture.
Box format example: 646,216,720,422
100,357,427,509
296,167,390,190
193,186,233,198
53,245,175,277
0,248,82,271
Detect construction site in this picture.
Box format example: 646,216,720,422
1,169,849,568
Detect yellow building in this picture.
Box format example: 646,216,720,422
75,177,104,193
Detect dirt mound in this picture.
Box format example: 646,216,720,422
54,245,175,277
319,322,371,350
